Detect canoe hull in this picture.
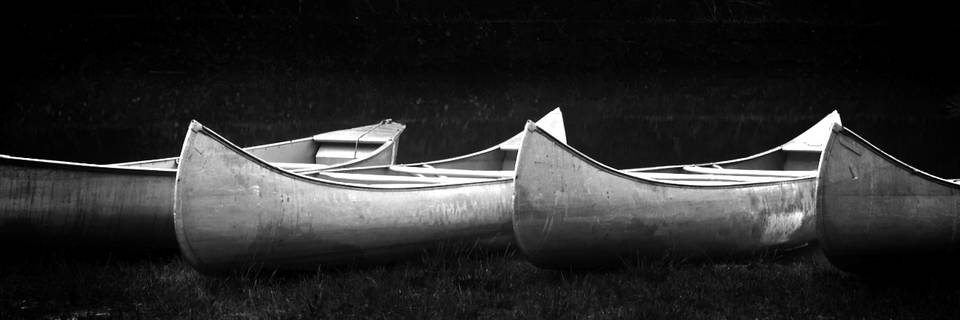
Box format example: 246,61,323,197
1,122,403,250
0,157,177,249
818,126,960,272
514,123,819,269
175,122,513,273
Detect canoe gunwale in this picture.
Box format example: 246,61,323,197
323,142,507,175
322,107,564,175
116,120,404,170
622,110,840,173
111,136,310,167
826,125,960,188
622,143,785,173
679,166,816,178
184,122,513,192
524,123,816,190
2,118,407,177
1,154,176,176
322,127,517,174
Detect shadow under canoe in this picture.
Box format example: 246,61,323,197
0,120,404,250
513,111,841,269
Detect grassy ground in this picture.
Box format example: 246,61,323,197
2,245,958,319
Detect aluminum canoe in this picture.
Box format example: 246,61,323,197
174,109,565,273
0,120,404,249
817,125,959,273
513,112,840,269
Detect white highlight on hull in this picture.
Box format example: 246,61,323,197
761,209,805,244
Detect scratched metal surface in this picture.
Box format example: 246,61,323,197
513,124,820,269
817,126,960,272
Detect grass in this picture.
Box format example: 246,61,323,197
2,245,958,319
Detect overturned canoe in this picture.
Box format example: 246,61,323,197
513,112,840,269
0,120,404,250
818,125,959,273
174,109,565,273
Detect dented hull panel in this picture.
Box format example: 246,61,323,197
175,123,514,273
817,126,960,272
513,123,819,269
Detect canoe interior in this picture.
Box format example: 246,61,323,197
634,149,821,173
513,121,820,269
623,110,840,185
115,120,405,169
818,125,960,273
315,108,566,186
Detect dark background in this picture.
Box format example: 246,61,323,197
7,0,960,176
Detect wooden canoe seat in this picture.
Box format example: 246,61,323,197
315,172,489,185
681,166,815,178
388,166,513,179
626,172,795,184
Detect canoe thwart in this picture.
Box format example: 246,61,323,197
626,171,797,184
315,171,490,185
681,166,816,178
